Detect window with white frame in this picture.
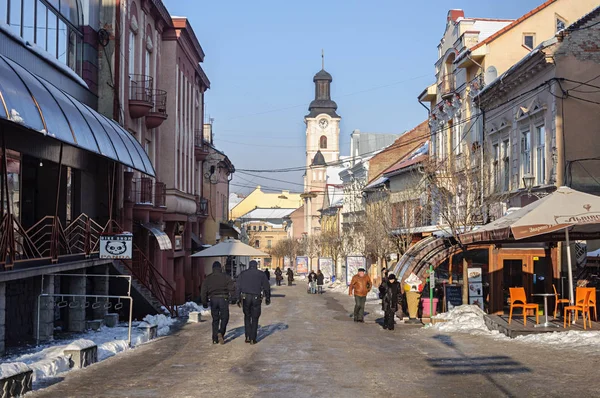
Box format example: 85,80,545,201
502,139,510,191
536,125,546,185
521,130,532,183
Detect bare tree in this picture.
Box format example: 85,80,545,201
363,189,394,275
425,143,503,303
301,234,321,271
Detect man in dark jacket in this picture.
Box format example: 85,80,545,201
286,268,294,286
236,260,271,344
308,270,317,294
378,273,401,330
264,269,271,281
316,270,325,294
201,261,235,344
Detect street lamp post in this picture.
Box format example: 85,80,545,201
522,173,535,195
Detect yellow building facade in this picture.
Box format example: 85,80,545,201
230,186,302,221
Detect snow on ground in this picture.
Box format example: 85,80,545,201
2,311,181,385
0,362,30,378
177,301,211,318
514,330,600,352
431,305,495,336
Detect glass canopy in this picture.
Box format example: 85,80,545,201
0,55,155,176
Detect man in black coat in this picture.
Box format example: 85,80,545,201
201,261,235,344
378,273,401,330
236,260,271,344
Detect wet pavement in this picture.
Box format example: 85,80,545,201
29,283,600,398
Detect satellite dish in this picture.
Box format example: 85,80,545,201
485,66,498,85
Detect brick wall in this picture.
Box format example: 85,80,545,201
367,120,429,184
556,12,600,61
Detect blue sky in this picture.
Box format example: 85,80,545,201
163,0,545,195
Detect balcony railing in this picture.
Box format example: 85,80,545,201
194,130,209,160
131,178,166,207
195,195,209,216
155,182,166,208
145,89,168,129
438,74,456,98
129,75,153,119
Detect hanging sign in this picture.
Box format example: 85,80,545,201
100,234,133,259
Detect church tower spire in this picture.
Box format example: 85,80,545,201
307,56,339,118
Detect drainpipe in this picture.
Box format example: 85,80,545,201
418,99,430,115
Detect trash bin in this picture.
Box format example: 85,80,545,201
406,291,422,319
421,298,439,317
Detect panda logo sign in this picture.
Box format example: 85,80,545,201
100,234,133,259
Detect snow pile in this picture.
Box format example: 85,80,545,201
28,356,70,381
0,362,30,378
432,305,493,335
64,339,96,351
177,301,210,317
143,314,175,336
327,280,348,293
514,330,600,352
97,340,130,361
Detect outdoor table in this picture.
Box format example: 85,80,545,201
532,293,559,328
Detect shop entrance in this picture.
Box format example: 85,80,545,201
503,259,523,312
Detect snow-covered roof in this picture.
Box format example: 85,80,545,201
326,166,345,185
327,185,344,208
363,176,388,191
471,20,513,42
239,208,297,220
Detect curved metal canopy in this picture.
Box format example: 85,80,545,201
0,55,155,176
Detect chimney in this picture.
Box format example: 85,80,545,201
447,9,465,23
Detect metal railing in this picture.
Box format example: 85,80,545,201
132,177,154,205
148,89,167,116
154,182,166,207
194,130,209,154
129,74,153,102
438,73,456,97
119,246,176,316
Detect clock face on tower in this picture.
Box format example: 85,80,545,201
318,118,329,129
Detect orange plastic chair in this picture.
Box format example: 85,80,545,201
553,284,569,318
564,290,592,329
508,287,539,326
576,287,597,322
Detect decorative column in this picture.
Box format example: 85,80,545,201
68,271,86,332
34,276,54,342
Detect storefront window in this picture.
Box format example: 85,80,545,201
0,1,84,76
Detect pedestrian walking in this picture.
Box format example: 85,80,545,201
316,269,325,294
308,270,317,294
264,268,271,281
348,267,372,323
236,260,271,344
286,268,294,286
200,261,235,344
381,267,389,285
275,267,283,286
378,273,401,330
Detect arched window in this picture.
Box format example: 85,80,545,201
320,135,327,149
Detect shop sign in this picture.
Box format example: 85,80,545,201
100,234,133,259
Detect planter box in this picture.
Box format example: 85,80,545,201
86,320,103,331
104,313,119,328
138,323,158,340
188,311,202,323
0,364,33,398
64,343,98,369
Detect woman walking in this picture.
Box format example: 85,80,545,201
378,273,401,330
286,268,294,286
316,270,325,294
275,267,283,286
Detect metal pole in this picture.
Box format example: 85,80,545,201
128,296,133,347
565,228,574,305
429,264,434,318
36,274,45,346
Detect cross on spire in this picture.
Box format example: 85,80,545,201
322,49,324,70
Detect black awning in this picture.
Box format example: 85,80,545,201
0,55,155,176
140,223,172,250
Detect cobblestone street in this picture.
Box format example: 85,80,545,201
30,284,600,398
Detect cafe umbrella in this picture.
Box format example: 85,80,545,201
461,186,600,305
190,238,269,276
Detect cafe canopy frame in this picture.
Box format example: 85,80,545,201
461,186,600,305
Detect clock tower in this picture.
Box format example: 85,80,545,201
303,64,341,237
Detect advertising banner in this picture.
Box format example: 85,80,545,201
296,256,309,274
100,234,133,259
346,256,366,286
318,258,334,281
467,267,484,310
